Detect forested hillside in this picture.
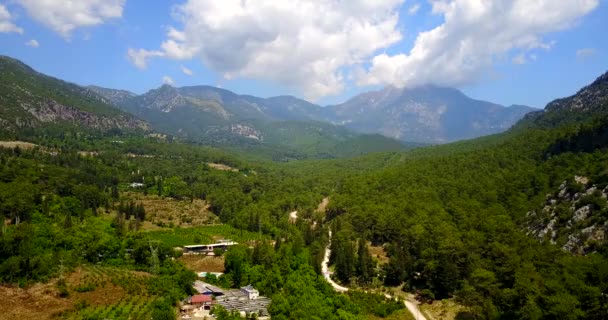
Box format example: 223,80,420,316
1,56,608,319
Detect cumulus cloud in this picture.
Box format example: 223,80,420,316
25,39,39,47
181,65,193,76
576,48,596,59
359,0,599,89
408,4,421,15
512,53,526,65
127,48,165,69
0,4,23,34
16,0,124,38
130,0,404,100
162,76,175,85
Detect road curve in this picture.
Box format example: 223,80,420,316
322,231,349,292
323,231,426,319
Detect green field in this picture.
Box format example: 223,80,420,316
66,294,159,320
144,224,267,247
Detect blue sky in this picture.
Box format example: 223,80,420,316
0,0,606,109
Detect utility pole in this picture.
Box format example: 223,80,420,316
148,240,161,274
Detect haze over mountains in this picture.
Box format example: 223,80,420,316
89,72,536,145
1,54,536,159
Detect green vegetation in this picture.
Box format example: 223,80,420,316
146,225,266,247
2,64,608,319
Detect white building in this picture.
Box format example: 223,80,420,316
241,285,259,300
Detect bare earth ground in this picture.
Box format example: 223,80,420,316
206,162,239,172
316,197,330,213
123,192,219,228
179,255,226,273
0,282,71,320
368,244,390,264
0,140,39,150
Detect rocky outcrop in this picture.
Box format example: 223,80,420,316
26,99,148,131
527,176,608,254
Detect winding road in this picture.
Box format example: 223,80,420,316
322,230,427,320
321,231,349,292
290,199,426,319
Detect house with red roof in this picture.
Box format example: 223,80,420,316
190,294,214,310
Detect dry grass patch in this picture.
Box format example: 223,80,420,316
367,309,415,320
124,193,220,228
0,140,39,150
316,197,330,213
207,162,239,172
179,255,226,273
419,298,469,320
369,244,390,264
0,282,72,320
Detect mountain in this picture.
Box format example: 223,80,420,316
322,85,536,144
87,85,137,107
94,84,410,159
520,71,608,128
0,56,148,133
94,83,534,148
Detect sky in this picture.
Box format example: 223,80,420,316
0,0,606,109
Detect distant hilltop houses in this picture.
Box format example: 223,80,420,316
182,280,271,319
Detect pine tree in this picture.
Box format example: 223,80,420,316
357,238,374,285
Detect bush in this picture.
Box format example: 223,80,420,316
57,278,69,298
74,282,97,293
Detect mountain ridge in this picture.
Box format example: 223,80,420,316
0,55,148,133
92,82,535,145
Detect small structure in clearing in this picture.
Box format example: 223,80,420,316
183,239,238,255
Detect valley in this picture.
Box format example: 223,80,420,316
1,55,608,320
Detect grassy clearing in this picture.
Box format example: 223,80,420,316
368,244,389,264
145,224,267,247
123,193,219,228
419,298,470,320
0,140,39,150
367,309,416,320
206,162,239,172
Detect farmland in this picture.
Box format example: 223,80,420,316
144,224,267,248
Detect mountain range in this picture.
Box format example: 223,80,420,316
89,79,536,145
1,55,537,158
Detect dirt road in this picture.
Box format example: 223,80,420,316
322,231,349,292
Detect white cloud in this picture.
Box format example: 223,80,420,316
16,0,125,38
408,4,421,15
0,4,23,34
359,0,599,89
181,65,193,76
131,0,404,100
162,76,175,85
127,48,165,69
512,53,526,65
576,48,596,59
25,39,39,48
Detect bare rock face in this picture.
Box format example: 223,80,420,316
526,176,608,255
572,205,591,223
27,99,148,131
0,55,149,133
